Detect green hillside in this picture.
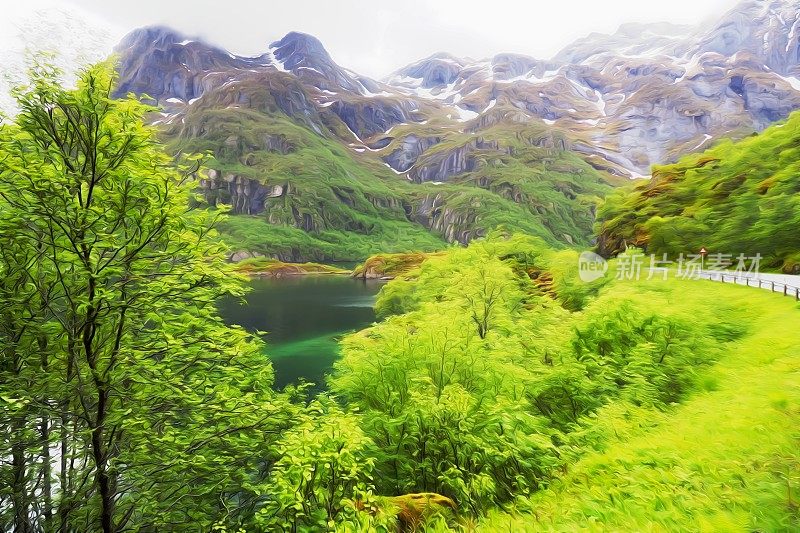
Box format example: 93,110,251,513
163,80,613,261
479,277,800,531
596,111,800,272
165,100,446,261
331,235,800,531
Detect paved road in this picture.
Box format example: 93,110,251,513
698,271,800,296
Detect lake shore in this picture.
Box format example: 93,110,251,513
232,252,444,281
233,257,352,278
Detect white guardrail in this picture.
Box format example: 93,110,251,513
697,271,800,300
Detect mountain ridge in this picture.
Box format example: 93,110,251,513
39,0,800,261
116,0,800,180
119,24,612,261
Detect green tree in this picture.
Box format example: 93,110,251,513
255,399,376,532
0,63,292,531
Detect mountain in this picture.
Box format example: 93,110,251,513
596,110,800,272
110,0,800,261
115,27,613,261
385,0,800,178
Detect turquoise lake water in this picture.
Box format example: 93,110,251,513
218,276,383,392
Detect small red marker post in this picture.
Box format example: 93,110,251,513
699,247,708,274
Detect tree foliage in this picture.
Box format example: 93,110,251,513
596,112,800,271
0,63,297,531
331,233,730,516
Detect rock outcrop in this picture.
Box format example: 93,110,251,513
692,0,800,76
407,138,515,183
351,252,437,279
408,193,486,243
331,98,415,140
383,134,442,172
200,169,278,215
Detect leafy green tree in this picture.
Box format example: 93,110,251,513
255,399,376,532
333,233,728,518
332,236,564,512
0,63,293,531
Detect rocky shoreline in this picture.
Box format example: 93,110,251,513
231,251,442,280
232,257,351,278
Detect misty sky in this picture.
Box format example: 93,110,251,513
6,0,737,78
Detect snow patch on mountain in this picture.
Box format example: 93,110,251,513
779,75,800,91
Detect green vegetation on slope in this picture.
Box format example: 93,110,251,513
218,214,445,263
596,111,800,271
405,121,613,245
351,251,443,280
233,257,350,277
163,79,614,261
323,233,799,530
166,102,446,261
479,281,800,531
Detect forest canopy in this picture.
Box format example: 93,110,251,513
596,112,800,273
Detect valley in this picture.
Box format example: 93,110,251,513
1,0,800,531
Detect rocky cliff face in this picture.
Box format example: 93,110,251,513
115,26,269,103
201,169,285,215
330,99,416,140
382,0,800,177
406,138,513,183
384,135,442,172
693,0,800,75
408,193,486,244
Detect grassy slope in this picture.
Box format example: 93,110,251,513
217,215,445,262
167,106,446,261
479,280,800,531
164,84,614,261
596,111,800,271
390,120,614,247
351,252,443,279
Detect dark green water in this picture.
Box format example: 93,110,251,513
218,276,383,392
